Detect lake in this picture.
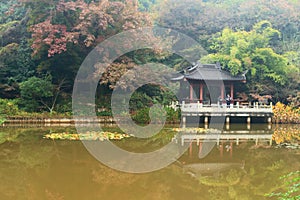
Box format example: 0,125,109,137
0,124,299,200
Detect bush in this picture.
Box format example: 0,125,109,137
0,98,19,116
131,106,180,124
131,108,151,124
165,107,180,123
19,76,53,112
129,92,153,111
273,102,300,124
96,110,112,116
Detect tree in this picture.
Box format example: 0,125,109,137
28,0,153,57
26,0,156,93
0,39,36,98
200,21,297,101
137,0,158,12
156,0,300,51
19,76,62,113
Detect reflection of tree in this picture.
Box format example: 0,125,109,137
112,128,177,153
199,169,242,187
0,126,299,199
91,164,138,186
0,131,20,144
45,189,65,200
273,125,300,144
241,149,299,197
267,171,300,199
0,127,58,199
179,141,300,199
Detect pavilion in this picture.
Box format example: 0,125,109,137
172,62,246,105
170,62,273,124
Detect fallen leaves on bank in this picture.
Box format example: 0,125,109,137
43,131,132,141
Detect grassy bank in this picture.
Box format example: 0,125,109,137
1,98,299,124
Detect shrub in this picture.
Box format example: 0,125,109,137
273,102,300,124
131,108,151,124
131,106,180,124
0,98,19,116
97,110,112,116
165,107,180,123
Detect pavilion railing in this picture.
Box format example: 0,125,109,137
168,100,273,113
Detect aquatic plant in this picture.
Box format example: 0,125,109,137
43,131,132,141
172,128,220,134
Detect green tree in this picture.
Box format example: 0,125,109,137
200,21,297,101
19,76,54,112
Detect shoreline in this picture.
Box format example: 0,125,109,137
1,116,299,125
1,116,180,125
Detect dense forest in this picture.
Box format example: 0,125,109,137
0,0,299,115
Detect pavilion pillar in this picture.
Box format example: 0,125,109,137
182,116,186,128
220,84,224,99
189,84,193,102
199,83,203,103
199,142,203,155
230,142,233,157
220,142,223,157
230,83,234,99
189,143,193,157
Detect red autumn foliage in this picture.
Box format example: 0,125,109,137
29,0,152,57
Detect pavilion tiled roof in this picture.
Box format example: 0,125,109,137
171,63,246,81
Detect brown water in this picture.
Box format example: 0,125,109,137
0,124,299,200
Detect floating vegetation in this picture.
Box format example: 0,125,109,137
172,128,220,134
43,131,132,141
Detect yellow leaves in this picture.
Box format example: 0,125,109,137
172,128,219,134
43,131,132,141
273,102,300,124
272,126,300,144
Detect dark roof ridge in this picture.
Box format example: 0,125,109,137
171,62,246,82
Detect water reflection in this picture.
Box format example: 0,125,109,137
0,124,299,200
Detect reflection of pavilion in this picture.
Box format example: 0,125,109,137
172,129,273,158
176,133,273,146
